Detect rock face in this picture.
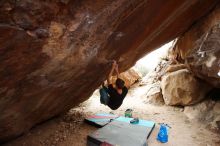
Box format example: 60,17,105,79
145,82,164,105
172,4,220,87
0,0,219,142
184,99,220,130
161,69,211,106
141,65,165,105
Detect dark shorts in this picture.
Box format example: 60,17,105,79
99,87,110,105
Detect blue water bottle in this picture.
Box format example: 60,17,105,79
157,123,169,143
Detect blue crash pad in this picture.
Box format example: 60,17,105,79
87,116,155,146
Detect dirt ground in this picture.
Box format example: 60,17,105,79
3,84,220,146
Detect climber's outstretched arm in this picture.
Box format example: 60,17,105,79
115,64,120,78
107,60,117,85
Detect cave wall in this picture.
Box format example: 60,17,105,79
172,4,220,87
0,0,219,142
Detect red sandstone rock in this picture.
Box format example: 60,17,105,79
0,0,219,142
112,68,141,88
172,4,220,87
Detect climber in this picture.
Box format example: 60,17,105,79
100,60,128,110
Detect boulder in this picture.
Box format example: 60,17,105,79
156,61,187,81
140,68,164,105
145,82,164,105
172,4,220,87
147,92,164,105
161,69,211,106
164,64,187,74
0,0,219,142
112,69,141,88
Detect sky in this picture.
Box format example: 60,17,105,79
135,41,173,72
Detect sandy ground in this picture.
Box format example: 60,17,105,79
3,84,220,146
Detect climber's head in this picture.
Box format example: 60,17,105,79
115,78,125,89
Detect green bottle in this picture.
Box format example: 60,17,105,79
125,109,133,118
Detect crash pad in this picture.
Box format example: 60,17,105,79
87,117,155,146
84,113,119,127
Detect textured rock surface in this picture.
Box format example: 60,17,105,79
184,100,220,130
161,69,211,106
172,4,220,87
141,68,164,105
112,69,140,88
145,82,164,105
164,64,187,74
0,0,219,142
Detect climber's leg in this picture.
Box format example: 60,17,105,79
99,88,109,105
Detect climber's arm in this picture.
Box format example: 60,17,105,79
115,64,120,78
107,61,117,85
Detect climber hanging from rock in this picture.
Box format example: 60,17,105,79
100,60,128,110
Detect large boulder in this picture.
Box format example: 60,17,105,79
161,69,211,106
0,0,219,142
172,4,220,87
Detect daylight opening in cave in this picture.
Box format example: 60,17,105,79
85,41,170,105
